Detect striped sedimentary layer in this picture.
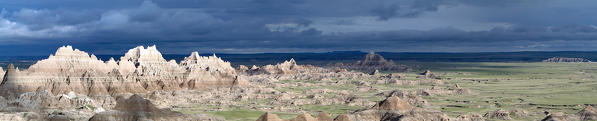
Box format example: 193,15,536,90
0,45,246,97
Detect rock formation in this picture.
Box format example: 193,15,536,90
0,64,25,96
333,114,351,121
256,112,331,121
248,58,303,75
483,109,511,120
0,67,4,82
356,52,395,67
369,70,380,75
89,94,222,121
335,52,409,72
292,113,318,121
316,112,334,121
577,106,597,121
0,45,246,98
346,96,451,121
454,114,484,121
541,112,579,121
256,112,285,121
371,96,412,112
419,70,436,78
179,52,246,89
28,46,117,73
543,57,591,62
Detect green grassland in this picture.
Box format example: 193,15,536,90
178,62,597,121
407,62,597,120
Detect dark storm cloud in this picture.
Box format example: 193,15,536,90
0,0,596,55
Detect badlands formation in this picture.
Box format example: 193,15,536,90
1,45,245,97
0,45,595,121
334,52,408,72
0,45,243,120
543,57,592,62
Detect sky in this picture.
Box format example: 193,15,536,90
1,0,597,55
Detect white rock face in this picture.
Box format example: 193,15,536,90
121,45,167,63
180,52,235,73
0,45,246,98
179,52,246,89
0,67,4,83
28,45,117,73
252,58,301,75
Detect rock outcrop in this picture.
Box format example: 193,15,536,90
419,70,436,78
248,59,303,75
543,57,591,62
577,106,597,121
335,52,408,72
356,52,395,67
0,45,246,98
541,112,579,121
256,112,332,121
346,96,451,121
371,96,412,112
333,114,351,121
256,112,285,121
316,112,334,121
483,109,511,120
0,67,4,83
0,64,25,96
180,52,246,89
89,94,222,121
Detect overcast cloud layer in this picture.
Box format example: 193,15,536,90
0,0,597,55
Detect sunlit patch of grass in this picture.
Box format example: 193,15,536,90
404,62,597,119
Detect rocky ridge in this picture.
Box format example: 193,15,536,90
0,45,246,98
543,57,591,62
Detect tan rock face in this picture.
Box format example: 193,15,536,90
316,112,333,121
344,95,454,121
256,112,285,121
333,114,352,121
372,96,412,112
89,94,222,121
577,106,597,121
0,64,26,96
0,45,245,98
292,113,318,121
